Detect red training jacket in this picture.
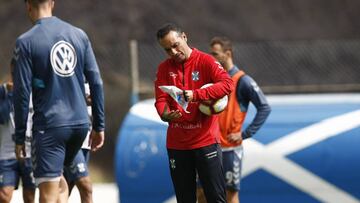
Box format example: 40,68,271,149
154,48,234,150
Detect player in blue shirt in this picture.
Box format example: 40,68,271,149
198,37,271,203
0,77,35,203
13,1,105,202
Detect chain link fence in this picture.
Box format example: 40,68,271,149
134,39,360,98
2,39,359,95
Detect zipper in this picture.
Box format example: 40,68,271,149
182,63,185,88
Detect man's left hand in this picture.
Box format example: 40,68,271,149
183,90,193,102
227,132,242,144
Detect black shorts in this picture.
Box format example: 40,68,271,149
167,143,226,203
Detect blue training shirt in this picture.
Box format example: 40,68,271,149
13,16,105,145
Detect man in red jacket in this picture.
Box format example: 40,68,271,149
154,23,234,203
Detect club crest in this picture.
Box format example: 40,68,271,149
170,159,176,169
192,71,199,81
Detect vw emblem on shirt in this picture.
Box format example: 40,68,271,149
192,71,199,81
50,40,77,77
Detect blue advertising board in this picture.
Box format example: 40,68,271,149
115,94,360,203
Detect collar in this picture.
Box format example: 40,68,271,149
184,48,197,64
228,65,240,77
35,16,56,24
171,48,198,65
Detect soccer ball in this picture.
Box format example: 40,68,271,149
198,84,228,116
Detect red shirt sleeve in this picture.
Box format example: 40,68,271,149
154,63,169,118
193,55,234,101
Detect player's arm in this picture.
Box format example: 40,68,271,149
83,40,105,131
0,82,14,99
192,56,234,102
0,84,6,99
0,85,11,124
154,65,182,122
239,76,271,139
12,40,32,159
82,34,105,151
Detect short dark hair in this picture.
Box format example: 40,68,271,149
25,0,53,6
210,36,233,52
156,23,182,40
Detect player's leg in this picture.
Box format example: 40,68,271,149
196,186,207,203
38,179,60,203
62,126,89,203
75,149,93,203
0,159,19,203
36,176,68,203
0,186,14,203
64,126,91,203
32,129,64,203
63,126,89,168
22,188,35,203
195,143,226,203
64,149,92,203
57,176,69,203
19,158,35,203
167,149,196,203
75,176,93,203
196,170,207,203
226,190,239,203
33,125,88,203
63,165,75,195
222,146,243,203
32,127,82,203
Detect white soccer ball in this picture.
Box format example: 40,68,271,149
198,83,228,116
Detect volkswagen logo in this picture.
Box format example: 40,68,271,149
50,40,77,77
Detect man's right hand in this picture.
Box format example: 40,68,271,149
161,105,182,122
15,144,26,161
89,130,105,152
6,82,13,92
86,94,92,106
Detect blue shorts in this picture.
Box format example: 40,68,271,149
222,146,244,191
32,125,88,179
0,158,35,189
63,149,90,184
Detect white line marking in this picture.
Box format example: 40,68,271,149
242,110,360,203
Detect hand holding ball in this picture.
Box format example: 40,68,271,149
198,83,228,116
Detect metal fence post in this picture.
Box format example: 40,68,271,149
130,39,139,105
